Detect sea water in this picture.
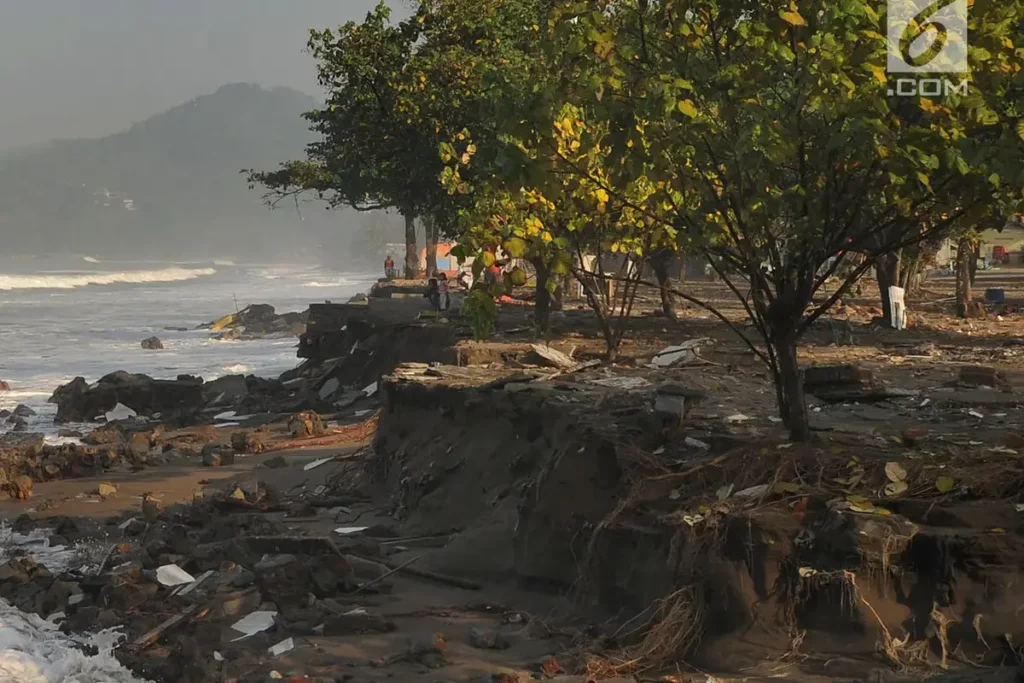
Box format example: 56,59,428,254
0,255,376,436
0,523,140,682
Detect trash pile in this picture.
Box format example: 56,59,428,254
0,485,417,683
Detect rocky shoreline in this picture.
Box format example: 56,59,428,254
2,277,1023,683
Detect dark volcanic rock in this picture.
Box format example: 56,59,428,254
0,380,10,392
0,433,45,461
141,336,164,350
288,411,326,438
49,372,204,423
203,374,248,407
203,304,308,341
12,404,35,418
230,431,264,454
201,443,235,467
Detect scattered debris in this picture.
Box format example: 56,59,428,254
96,482,118,497
268,637,295,657
155,564,195,587
468,625,510,650
650,338,710,368
303,456,333,471
529,344,576,369
684,436,710,450
104,403,138,422
231,610,278,641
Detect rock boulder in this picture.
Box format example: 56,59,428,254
12,405,35,418
288,411,326,438
49,372,204,423
141,336,164,350
203,304,309,341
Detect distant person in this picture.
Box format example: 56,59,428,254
425,277,441,311
483,262,501,286
457,270,471,290
438,273,450,311
384,254,396,280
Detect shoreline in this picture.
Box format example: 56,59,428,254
0,275,1022,682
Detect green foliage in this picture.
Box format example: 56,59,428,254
253,0,1024,437
462,286,497,340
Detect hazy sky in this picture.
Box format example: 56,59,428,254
0,0,404,150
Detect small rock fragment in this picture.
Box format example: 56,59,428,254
468,625,510,650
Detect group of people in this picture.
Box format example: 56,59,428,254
384,253,473,313
425,272,451,312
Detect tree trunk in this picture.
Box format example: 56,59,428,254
650,250,677,320
956,236,972,318
424,217,438,278
898,252,924,299
969,241,980,286
774,336,810,441
531,258,552,334
403,211,418,279
575,270,617,361
875,251,901,324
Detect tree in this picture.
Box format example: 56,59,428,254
955,233,975,317
248,3,436,278
443,102,678,359
649,248,679,320
418,0,578,332
449,0,1024,441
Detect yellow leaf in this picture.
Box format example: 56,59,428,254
935,476,955,493
884,462,907,483
867,65,887,84
594,188,610,204
781,10,806,26
920,98,939,113
677,100,697,118
884,481,908,497
989,527,1006,534
847,494,874,512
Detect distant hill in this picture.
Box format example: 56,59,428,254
0,83,353,260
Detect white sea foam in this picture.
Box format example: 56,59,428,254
0,268,216,291
221,364,250,374
0,525,142,683
0,602,142,683
304,279,353,288
82,257,100,264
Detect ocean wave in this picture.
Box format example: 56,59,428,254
0,268,216,291
221,364,250,374
0,525,140,683
304,279,353,288
82,256,100,263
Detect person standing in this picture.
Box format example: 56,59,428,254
438,273,450,311
384,254,395,279
425,277,441,311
